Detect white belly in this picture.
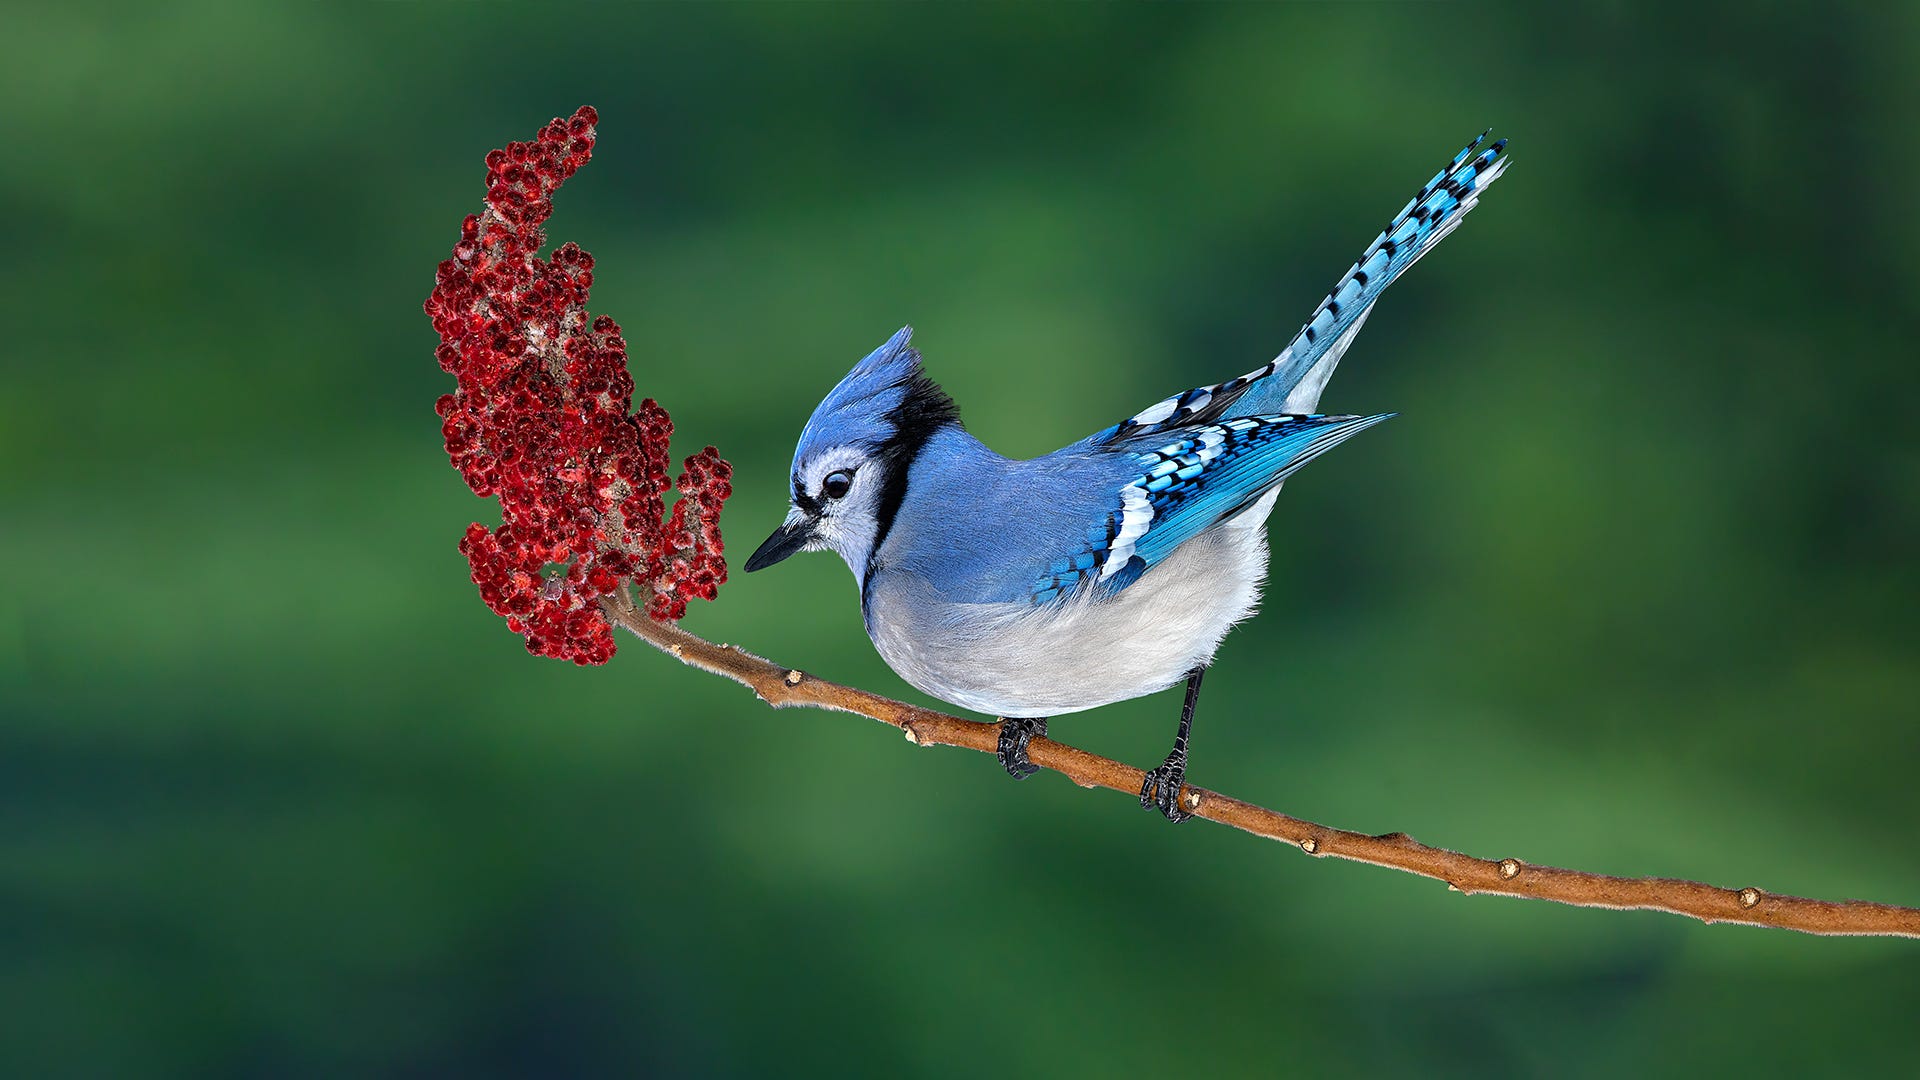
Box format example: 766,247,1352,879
864,514,1271,717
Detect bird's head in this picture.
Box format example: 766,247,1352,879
745,326,961,581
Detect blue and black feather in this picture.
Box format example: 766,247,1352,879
1090,131,1508,445
1032,412,1393,604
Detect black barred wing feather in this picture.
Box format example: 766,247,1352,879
1032,413,1393,604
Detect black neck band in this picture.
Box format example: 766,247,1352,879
864,368,960,587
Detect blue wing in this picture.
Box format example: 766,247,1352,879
1032,413,1393,604
1088,131,1509,445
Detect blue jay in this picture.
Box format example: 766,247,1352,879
746,132,1509,820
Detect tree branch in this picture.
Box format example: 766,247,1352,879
601,590,1920,938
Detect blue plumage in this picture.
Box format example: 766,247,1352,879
1033,412,1396,604
1093,130,1509,440
745,132,1512,819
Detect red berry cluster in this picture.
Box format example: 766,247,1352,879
425,106,733,664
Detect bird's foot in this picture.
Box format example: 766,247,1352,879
996,717,1048,780
1140,752,1193,823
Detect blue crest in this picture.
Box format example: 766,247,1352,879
792,326,959,474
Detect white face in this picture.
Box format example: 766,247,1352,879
792,445,886,573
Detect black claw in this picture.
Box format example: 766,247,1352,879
1139,667,1206,823
996,717,1047,780
1139,756,1192,823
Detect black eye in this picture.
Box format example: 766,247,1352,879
821,469,854,499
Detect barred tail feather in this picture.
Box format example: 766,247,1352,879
1098,132,1509,446
1271,131,1508,411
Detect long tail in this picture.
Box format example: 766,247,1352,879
1252,131,1510,415
1097,132,1509,446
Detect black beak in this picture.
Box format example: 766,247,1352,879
744,516,815,572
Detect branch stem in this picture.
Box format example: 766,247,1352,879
603,591,1920,939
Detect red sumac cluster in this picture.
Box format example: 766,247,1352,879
426,107,731,663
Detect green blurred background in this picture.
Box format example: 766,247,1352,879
6,2,1918,1075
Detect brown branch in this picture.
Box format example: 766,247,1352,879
602,590,1920,938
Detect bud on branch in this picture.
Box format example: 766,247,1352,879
425,106,731,664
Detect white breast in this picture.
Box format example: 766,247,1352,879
864,513,1271,717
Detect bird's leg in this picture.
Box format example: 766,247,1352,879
1140,667,1205,823
996,717,1048,780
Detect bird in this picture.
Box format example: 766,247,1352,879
745,131,1510,821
